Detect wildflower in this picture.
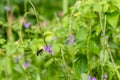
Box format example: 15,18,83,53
14,56,18,63
5,6,11,12
69,34,74,44
106,36,108,39
44,45,53,54
103,74,108,79
24,22,31,28
88,76,96,80
88,76,91,80
24,61,30,68
101,32,108,39
101,32,104,36
91,77,96,80
40,21,47,27
53,36,57,41
20,53,24,58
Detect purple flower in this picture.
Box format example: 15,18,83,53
69,34,74,44
24,22,31,28
44,45,53,54
103,74,108,79
24,61,30,68
5,6,11,12
91,77,96,80
14,56,18,63
88,76,91,80
88,76,96,80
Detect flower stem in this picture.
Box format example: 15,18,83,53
61,48,72,80
87,25,91,75
28,0,48,47
98,2,120,79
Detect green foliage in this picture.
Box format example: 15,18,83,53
0,0,120,80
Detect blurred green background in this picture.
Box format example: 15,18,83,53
1,0,120,80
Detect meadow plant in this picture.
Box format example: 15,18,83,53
0,0,120,80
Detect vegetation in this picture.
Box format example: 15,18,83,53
0,0,120,80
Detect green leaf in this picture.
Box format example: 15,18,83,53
73,54,88,76
90,41,100,55
14,64,23,74
95,24,102,36
0,39,6,44
114,0,120,9
107,12,119,28
81,73,88,80
76,28,88,41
